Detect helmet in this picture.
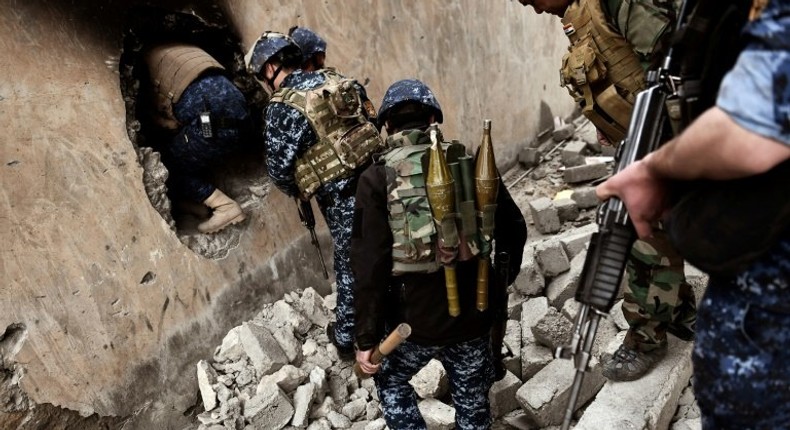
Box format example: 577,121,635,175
378,79,443,125
288,26,327,63
245,31,302,75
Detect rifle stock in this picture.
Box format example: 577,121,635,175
296,198,329,279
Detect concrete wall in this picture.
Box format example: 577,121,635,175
0,0,575,424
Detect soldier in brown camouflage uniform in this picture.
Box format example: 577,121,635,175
518,0,697,381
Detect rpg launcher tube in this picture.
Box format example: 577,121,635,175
426,129,461,317
474,119,500,311
354,323,412,379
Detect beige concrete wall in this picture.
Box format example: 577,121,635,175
0,0,574,424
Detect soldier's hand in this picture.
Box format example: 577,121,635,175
597,129,613,147
596,158,670,238
355,349,381,375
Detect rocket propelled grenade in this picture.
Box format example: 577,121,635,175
426,128,461,317
474,119,499,311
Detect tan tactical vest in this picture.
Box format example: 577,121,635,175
145,43,224,130
560,0,646,142
271,70,386,199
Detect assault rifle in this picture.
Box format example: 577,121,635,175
296,198,329,279
555,2,694,428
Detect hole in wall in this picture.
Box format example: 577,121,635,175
119,5,271,259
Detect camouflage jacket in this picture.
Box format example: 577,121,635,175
350,132,527,350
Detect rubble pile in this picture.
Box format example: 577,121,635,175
193,118,707,430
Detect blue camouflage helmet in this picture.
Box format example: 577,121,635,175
245,31,302,75
378,79,443,124
288,26,327,63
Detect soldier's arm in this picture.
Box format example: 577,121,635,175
494,183,528,283
616,0,680,66
263,103,317,197
351,163,393,351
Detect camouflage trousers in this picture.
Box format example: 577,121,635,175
316,190,356,349
374,335,494,430
622,229,697,352
693,238,790,430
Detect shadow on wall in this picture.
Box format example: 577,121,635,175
119,4,270,259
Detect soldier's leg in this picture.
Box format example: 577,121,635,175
622,230,694,350
318,192,357,349
438,336,494,430
604,230,695,381
374,340,438,430
693,278,790,430
166,126,217,203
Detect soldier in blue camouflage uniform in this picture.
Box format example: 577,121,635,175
598,0,790,427
288,26,327,71
144,43,250,234
245,32,377,360
518,0,697,381
352,80,528,429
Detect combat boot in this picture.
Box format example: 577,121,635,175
198,189,246,233
602,343,668,382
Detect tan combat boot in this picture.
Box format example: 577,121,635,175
198,189,246,233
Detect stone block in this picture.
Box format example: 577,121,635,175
410,359,448,399
554,198,580,221
561,140,587,167
545,249,586,308
534,239,570,278
418,398,455,430
489,371,522,418
240,322,289,377
528,197,561,234
518,147,540,168
571,186,600,209
563,162,608,183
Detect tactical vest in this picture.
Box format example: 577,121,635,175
270,70,386,199
560,0,646,143
382,129,481,275
145,43,224,130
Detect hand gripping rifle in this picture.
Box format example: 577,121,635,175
556,2,693,428
296,198,329,280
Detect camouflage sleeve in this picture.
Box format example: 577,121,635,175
350,163,393,350
616,0,680,65
263,102,317,197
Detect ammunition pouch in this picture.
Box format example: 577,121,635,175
295,122,383,198
560,0,646,143
273,70,386,199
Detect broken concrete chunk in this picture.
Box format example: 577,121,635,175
529,197,561,234
410,359,448,399
245,382,294,430
563,162,608,183
534,239,571,278
418,398,456,430
240,322,289,377
197,360,219,412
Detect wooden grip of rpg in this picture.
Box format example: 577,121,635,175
445,265,460,316
354,323,412,379
476,257,489,311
